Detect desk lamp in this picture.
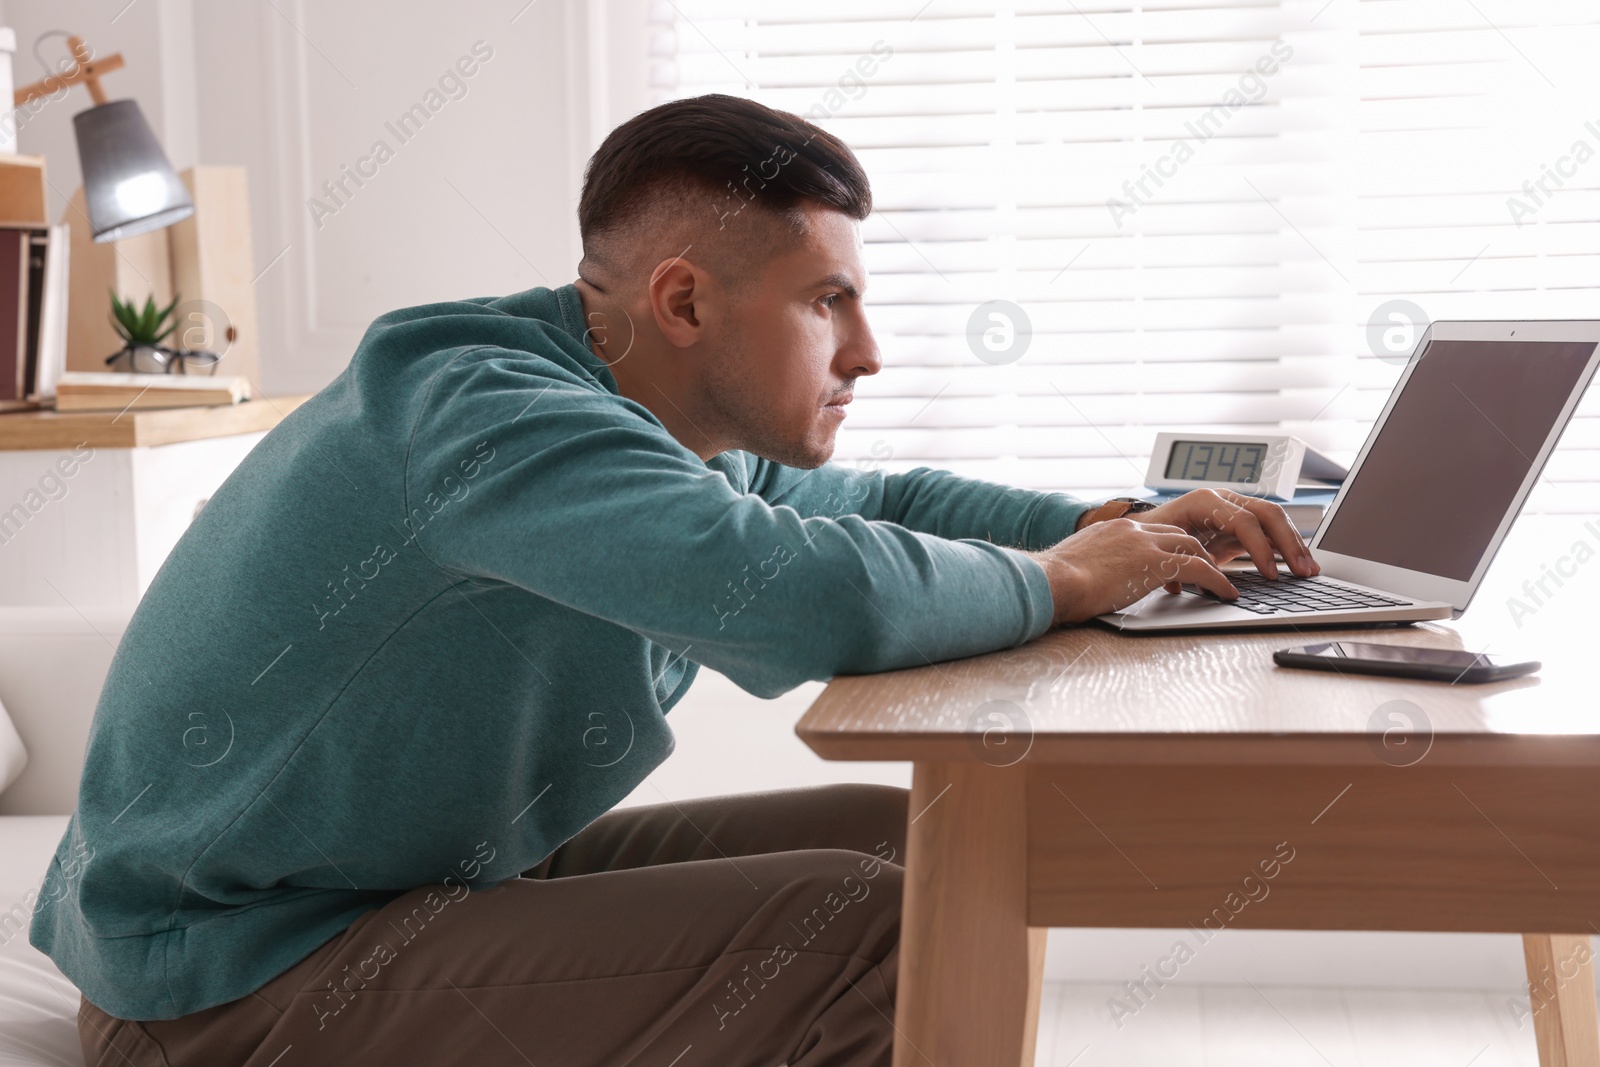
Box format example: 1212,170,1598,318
12,34,194,241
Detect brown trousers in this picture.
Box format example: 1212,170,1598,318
77,783,908,1067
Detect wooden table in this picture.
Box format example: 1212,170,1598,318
0,394,310,450
796,516,1600,1066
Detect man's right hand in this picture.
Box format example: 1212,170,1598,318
1023,518,1240,626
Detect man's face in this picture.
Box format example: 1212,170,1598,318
700,205,881,469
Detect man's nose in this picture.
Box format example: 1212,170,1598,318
843,317,882,378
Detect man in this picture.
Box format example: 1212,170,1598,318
38,94,1315,1066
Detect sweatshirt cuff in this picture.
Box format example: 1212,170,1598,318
999,546,1057,643
1019,492,1092,548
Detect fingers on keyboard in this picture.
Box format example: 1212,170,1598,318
1188,575,1405,612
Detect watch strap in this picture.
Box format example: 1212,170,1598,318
1084,497,1158,526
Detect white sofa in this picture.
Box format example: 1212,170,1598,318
0,606,133,1067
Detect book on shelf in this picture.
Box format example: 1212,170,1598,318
0,222,69,412
53,371,252,412
0,228,27,407
33,227,69,402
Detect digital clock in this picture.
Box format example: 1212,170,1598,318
1144,432,1346,500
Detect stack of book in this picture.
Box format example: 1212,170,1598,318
52,371,252,413
0,224,69,412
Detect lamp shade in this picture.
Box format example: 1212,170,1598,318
72,99,195,242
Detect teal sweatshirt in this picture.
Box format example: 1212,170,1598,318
30,284,1089,1020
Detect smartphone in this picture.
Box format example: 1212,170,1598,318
1272,641,1540,684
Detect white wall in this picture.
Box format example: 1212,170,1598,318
7,0,610,396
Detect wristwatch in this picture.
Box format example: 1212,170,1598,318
1082,496,1159,527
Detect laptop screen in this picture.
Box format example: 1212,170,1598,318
1316,337,1596,581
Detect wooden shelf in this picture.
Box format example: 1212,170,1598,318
0,394,312,450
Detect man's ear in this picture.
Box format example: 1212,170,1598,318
647,254,713,350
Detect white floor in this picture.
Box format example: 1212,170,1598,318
1034,982,1540,1067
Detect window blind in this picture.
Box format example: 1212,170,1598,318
645,0,1600,511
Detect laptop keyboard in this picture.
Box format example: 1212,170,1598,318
1191,572,1412,615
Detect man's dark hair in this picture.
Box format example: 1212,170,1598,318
578,94,872,282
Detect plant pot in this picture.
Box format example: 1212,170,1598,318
105,344,176,374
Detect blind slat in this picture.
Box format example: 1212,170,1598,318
649,0,1599,498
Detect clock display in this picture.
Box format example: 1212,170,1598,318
1163,440,1267,484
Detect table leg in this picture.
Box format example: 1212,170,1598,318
1020,926,1049,1067
895,761,1035,1067
1522,933,1600,1067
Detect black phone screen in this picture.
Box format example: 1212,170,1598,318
1303,642,1490,668
1277,641,1540,683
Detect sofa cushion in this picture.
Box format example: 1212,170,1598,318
0,607,132,816
0,703,22,799
0,815,83,1067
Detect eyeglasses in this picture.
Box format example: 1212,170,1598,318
105,344,221,376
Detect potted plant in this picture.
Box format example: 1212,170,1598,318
106,290,180,373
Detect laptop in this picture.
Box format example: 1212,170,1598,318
1099,319,1600,632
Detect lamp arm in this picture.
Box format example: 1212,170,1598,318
12,36,126,108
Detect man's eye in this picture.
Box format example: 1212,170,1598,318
820,294,839,309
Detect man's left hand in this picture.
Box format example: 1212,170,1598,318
1138,488,1319,584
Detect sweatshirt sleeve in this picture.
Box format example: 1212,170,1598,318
749,456,1093,548
404,348,1057,697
